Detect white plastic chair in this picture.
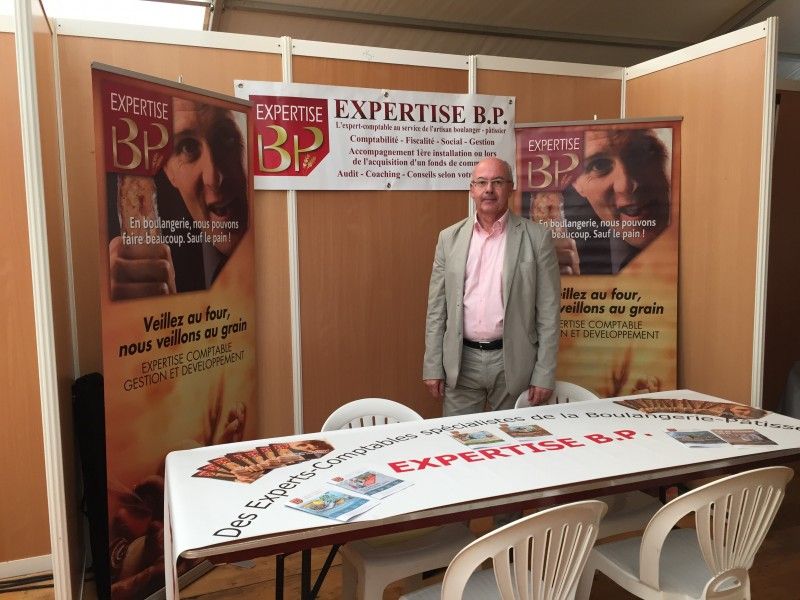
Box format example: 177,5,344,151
576,466,794,600
322,397,423,430
514,381,598,408
515,381,664,539
399,500,607,600
321,398,476,600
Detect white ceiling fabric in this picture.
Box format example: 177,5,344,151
212,0,800,77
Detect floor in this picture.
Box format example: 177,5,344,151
3,459,799,599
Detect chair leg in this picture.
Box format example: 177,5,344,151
340,555,358,600
340,556,387,600
361,570,387,600
575,564,596,600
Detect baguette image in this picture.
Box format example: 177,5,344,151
117,174,160,240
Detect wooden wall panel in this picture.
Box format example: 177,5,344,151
293,57,468,431
293,57,467,92
0,34,50,562
477,70,621,122
55,37,292,437
254,190,294,436
625,40,766,405
294,189,467,431
763,89,800,411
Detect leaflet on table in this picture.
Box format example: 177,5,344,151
615,397,768,420
666,430,727,448
286,488,378,521
192,438,334,484
498,423,553,440
666,428,776,448
712,429,777,445
329,468,413,499
449,429,506,448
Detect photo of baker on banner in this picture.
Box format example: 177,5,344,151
108,97,249,299
524,127,672,276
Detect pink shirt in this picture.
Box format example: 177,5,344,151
463,211,508,341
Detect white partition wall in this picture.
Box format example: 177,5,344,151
9,0,78,596
625,20,776,407
0,4,54,577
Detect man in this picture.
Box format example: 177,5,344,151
423,157,561,412
109,98,248,299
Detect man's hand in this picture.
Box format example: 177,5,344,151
527,385,553,406
554,238,580,275
109,237,176,300
424,378,445,400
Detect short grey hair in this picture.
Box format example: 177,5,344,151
496,158,513,181
472,156,514,181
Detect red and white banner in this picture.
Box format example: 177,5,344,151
514,119,681,397
235,81,515,190
93,65,259,600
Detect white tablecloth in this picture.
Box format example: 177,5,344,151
163,389,800,599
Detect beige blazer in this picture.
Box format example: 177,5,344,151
423,212,561,395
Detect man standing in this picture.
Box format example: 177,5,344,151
423,157,560,414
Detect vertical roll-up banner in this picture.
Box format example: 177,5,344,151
91,64,258,599
514,119,681,397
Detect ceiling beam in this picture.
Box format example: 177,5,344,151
143,0,213,6
224,0,686,51
704,0,776,39
208,0,225,30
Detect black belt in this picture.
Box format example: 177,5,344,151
463,339,503,350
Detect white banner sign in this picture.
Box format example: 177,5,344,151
234,81,516,190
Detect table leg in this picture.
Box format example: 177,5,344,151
274,546,339,599
275,554,285,600
301,549,312,598
310,545,340,598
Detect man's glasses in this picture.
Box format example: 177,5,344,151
470,178,511,190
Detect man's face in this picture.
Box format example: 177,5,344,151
164,99,246,256
573,130,668,248
470,158,512,223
